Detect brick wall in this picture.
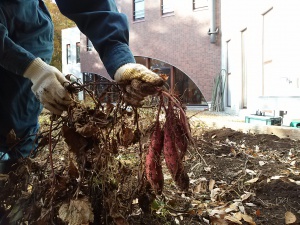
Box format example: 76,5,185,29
80,0,221,102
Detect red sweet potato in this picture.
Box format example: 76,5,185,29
174,117,188,160
174,165,189,191
163,123,179,179
163,102,189,191
145,123,164,194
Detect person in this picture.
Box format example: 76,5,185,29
0,0,163,172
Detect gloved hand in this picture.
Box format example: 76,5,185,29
114,63,164,106
23,58,72,115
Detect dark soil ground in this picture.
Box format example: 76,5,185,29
129,112,300,225
122,110,300,225
188,127,300,225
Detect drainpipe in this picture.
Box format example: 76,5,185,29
208,0,219,43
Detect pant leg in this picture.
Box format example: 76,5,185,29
0,69,42,160
0,124,40,160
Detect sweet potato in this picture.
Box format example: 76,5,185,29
174,117,188,160
163,123,179,179
174,166,189,191
163,102,189,191
145,123,164,194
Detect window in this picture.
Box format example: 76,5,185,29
193,0,208,10
147,57,206,106
87,38,93,51
161,0,174,15
66,44,71,64
226,40,232,107
262,8,274,95
133,0,144,21
76,42,80,63
241,29,248,108
83,73,119,102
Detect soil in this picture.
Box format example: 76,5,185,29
128,111,300,225
191,126,300,225
1,110,299,225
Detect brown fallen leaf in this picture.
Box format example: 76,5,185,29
255,209,261,217
58,198,94,225
242,214,256,225
210,216,229,225
245,177,259,184
285,211,297,224
209,179,215,191
224,214,242,224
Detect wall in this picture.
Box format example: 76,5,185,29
221,0,300,123
80,0,222,102
61,27,84,100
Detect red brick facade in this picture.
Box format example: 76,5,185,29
80,0,221,102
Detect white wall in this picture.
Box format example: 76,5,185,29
61,27,83,100
221,0,300,124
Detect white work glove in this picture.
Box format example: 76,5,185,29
114,63,164,106
24,58,72,115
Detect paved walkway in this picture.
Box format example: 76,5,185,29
187,110,300,140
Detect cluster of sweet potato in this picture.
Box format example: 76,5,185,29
145,99,190,195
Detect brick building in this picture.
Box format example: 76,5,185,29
79,0,221,106
63,1,300,125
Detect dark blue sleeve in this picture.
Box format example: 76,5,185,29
55,0,135,78
0,10,35,76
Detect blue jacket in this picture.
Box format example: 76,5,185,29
55,0,135,77
0,0,53,158
0,0,135,158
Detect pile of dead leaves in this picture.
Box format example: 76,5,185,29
0,80,194,225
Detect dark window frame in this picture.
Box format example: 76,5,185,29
87,38,93,51
66,44,71,64
133,0,145,21
161,0,174,16
193,0,208,11
76,42,80,63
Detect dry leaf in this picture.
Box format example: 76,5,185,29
239,205,245,214
209,179,215,191
0,174,9,181
230,148,237,157
245,178,259,184
121,126,134,147
241,192,254,201
242,214,256,225
255,209,261,217
209,209,226,216
159,73,169,81
194,181,207,193
113,215,129,225
61,125,88,155
6,129,18,146
233,212,243,220
271,175,285,180
58,198,94,225
285,211,297,224
210,216,228,225
224,215,242,224
245,203,256,207
68,160,79,179
226,202,239,213
210,188,221,202
245,169,256,176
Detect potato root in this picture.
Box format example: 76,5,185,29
145,123,164,194
174,118,188,160
163,102,189,191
